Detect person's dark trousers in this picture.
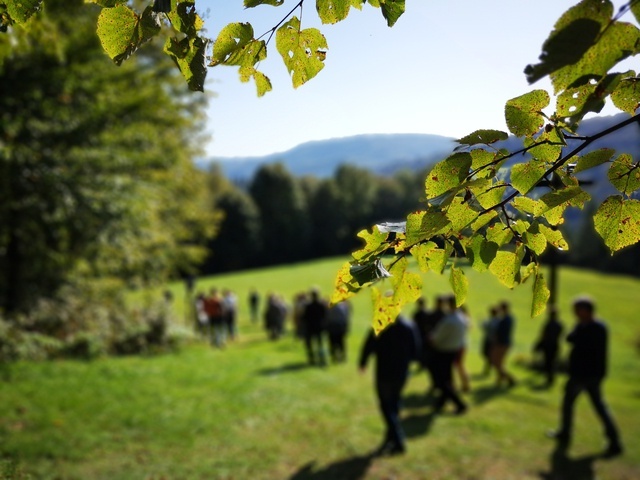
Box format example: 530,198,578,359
328,332,346,362
542,347,558,385
305,330,326,365
560,377,621,447
433,350,466,411
423,347,438,391
376,379,406,450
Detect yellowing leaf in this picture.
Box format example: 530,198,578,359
317,0,352,24
352,226,388,262
510,160,548,194
531,271,550,318
425,153,471,199
96,5,140,64
457,129,508,146
464,236,498,272
449,265,468,307
594,195,640,253
608,154,640,195
445,197,479,232
485,223,513,247
405,209,450,245
539,224,569,251
574,148,615,173
611,76,640,115
489,250,521,288
330,261,361,304
276,16,328,88
505,90,550,137
5,0,42,24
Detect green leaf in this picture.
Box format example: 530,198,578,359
405,209,450,245
86,0,127,6
167,0,203,36
531,271,550,317
276,16,328,88
211,23,265,67
535,186,591,216
410,241,438,273
632,1,640,24
594,196,640,253
244,0,284,7
523,127,565,163
370,0,405,27
470,210,497,232
556,73,626,123
510,160,548,194
524,0,604,86
425,153,472,199
449,265,468,307
505,90,550,137
352,226,388,262
574,148,615,173
513,196,541,215
470,181,507,210
239,66,272,96
317,0,352,24
5,0,42,24
539,224,569,250
445,197,479,232
485,223,513,247
522,222,547,256
489,251,521,288
465,236,498,272
611,76,640,115
96,5,140,65
164,35,208,92
608,154,640,195
457,129,508,146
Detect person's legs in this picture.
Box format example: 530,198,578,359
435,352,466,412
304,333,316,364
492,345,515,386
314,331,327,366
454,348,470,392
558,377,583,441
376,380,406,453
584,379,622,449
543,347,557,386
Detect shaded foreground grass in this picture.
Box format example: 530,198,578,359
1,258,639,479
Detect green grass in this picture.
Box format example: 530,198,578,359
1,258,639,479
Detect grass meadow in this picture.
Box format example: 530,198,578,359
1,258,639,479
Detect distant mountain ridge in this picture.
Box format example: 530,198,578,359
202,115,640,189
205,133,456,180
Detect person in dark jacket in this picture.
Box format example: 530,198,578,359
491,301,516,387
548,296,623,457
359,315,421,456
302,288,328,366
534,306,563,387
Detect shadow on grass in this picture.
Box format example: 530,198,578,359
539,445,598,480
402,411,437,439
256,362,312,376
402,392,436,409
471,384,510,406
289,454,373,480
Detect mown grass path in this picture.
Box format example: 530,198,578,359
1,258,639,479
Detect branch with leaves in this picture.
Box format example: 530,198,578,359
331,0,640,332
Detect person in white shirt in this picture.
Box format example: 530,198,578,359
430,294,468,414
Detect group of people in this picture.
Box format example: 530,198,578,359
194,288,238,348
360,294,623,459
292,288,351,366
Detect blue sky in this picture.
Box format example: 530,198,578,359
200,0,634,158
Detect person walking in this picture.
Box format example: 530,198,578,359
547,296,623,457
491,301,516,387
302,288,328,366
326,301,350,363
480,306,499,376
248,288,260,324
359,315,421,456
204,288,225,348
534,306,563,387
430,294,468,414
222,289,238,341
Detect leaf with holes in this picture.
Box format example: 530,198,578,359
276,16,328,88
167,0,203,36
425,153,472,199
594,196,640,253
317,0,352,24
239,67,272,97
531,271,550,317
608,154,640,195
574,148,615,173
450,265,468,307
505,90,550,137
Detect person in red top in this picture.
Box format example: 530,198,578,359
204,288,225,348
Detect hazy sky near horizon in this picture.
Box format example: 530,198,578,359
201,0,634,158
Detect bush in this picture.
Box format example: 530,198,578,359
0,287,194,362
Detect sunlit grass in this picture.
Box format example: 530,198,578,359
1,258,639,479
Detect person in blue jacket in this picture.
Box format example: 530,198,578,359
359,314,422,456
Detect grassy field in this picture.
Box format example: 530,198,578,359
1,258,639,479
